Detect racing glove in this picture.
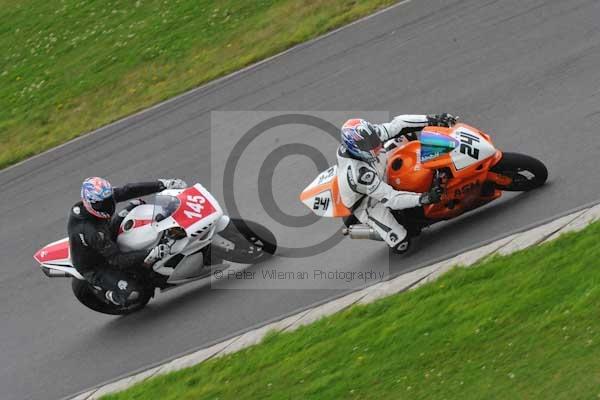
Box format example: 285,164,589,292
427,113,458,127
419,186,443,205
144,244,170,265
159,178,187,190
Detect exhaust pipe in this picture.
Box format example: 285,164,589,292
41,266,71,278
342,224,383,241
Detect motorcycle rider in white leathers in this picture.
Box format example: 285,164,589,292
337,114,456,253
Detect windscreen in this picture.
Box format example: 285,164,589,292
152,195,181,223
419,131,458,162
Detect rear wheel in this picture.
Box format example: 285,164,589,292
211,219,277,264
71,278,151,315
490,152,548,191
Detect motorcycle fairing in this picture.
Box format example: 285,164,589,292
449,125,497,170
387,123,505,220
122,184,223,237
149,185,224,276
34,237,70,265
171,184,223,235
386,141,434,193
299,166,351,218
117,204,158,252
415,124,498,172
33,238,83,279
116,184,225,275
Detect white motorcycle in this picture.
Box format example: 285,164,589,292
34,184,277,315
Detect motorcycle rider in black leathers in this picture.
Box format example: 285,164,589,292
68,177,186,306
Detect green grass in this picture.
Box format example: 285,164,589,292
0,0,398,169
103,222,600,400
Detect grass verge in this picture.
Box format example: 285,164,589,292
0,0,398,169
104,222,600,399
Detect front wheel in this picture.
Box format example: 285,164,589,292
211,219,277,264
490,152,548,191
71,278,151,315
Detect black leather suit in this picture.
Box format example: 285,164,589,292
68,181,164,304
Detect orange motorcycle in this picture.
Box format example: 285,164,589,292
300,122,548,245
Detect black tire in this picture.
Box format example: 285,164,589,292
490,152,548,191
71,278,151,315
211,219,277,264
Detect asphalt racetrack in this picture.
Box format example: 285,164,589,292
1,0,600,399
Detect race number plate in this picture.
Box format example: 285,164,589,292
172,186,217,229
450,127,496,170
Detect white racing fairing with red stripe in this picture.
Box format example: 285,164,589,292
33,238,83,279
116,185,224,249
116,204,157,251
115,184,228,280
169,184,223,235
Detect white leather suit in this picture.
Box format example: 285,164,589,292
336,115,431,247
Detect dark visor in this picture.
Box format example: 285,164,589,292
357,128,382,151
91,196,115,215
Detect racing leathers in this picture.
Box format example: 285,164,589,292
68,181,166,305
337,115,435,248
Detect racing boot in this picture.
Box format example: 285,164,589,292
392,237,411,255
